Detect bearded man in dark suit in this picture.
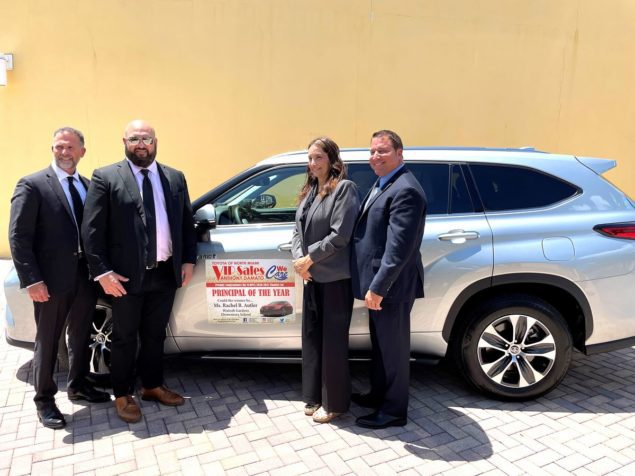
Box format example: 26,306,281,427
350,130,427,429
82,119,197,423
9,127,110,430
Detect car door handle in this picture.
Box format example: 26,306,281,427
437,230,480,243
278,242,293,252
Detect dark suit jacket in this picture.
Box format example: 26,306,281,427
351,166,427,303
82,160,197,293
291,179,359,283
9,166,89,293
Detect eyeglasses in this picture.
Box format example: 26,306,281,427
126,136,154,146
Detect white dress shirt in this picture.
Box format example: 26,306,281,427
126,158,173,262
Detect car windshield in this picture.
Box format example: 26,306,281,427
214,167,305,207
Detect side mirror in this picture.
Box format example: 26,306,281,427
194,204,216,230
252,193,277,209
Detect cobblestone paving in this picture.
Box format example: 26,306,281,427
2,270,635,475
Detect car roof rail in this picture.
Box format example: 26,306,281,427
398,146,548,153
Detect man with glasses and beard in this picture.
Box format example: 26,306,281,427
82,120,197,423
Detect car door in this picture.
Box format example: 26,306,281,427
171,165,307,352
347,162,494,356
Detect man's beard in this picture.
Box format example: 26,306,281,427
125,147,157,168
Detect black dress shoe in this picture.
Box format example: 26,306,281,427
37,405,66,429
68,384,111,403
351,392,381,409
356,410,407,429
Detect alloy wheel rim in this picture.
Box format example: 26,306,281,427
477,313,556,388
88,304,112,375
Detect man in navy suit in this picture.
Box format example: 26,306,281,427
350,130,427,429
9,127,110,429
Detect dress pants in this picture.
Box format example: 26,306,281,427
110,260,176,398
302,278,353,413
32,258,97,409
368,299,414,418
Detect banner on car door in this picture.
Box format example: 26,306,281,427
205,259,296,324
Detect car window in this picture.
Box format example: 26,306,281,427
469,163,579,211
408,163,450,215
213,161,476,225
450,164,475,214
347,163,377,202
349,162,463,215
213,166,306,225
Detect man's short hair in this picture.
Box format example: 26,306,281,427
372,129,403,150
53,127,85,146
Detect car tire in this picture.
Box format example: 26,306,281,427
456,294,572,400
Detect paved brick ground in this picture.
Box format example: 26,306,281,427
2,260,635,475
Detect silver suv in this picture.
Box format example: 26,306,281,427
5,147,635,400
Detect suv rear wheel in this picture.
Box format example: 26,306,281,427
456,294,572,400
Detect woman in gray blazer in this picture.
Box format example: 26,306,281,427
292,137,360,424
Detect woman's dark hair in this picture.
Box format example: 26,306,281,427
297,136,348,201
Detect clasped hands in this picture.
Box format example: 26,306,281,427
293,255,313,281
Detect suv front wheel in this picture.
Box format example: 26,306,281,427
88,300,113,381
456,295,572,400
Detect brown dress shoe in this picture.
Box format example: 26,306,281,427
141,386,185,406
115,396,142,423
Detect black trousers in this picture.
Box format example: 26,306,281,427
302,278,353,413
32,258,97,409
368,299,414,418
110,260,176,398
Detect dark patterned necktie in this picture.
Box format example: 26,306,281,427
141,170,157,268
67,176,84,228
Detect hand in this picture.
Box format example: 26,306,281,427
27,282,50,302
98,271,129,297
293,255,313,276
181,263,194,286
299,269,312,281
365,290,383,311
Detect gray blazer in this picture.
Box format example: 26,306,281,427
291,179,360,283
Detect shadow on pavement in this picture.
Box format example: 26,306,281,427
10,344,635,460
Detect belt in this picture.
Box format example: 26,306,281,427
146,258,170,270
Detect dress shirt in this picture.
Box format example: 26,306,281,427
126,159,172,262
364,164,406,212
378,163,405,189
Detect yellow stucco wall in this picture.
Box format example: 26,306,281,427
2,0,635,256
